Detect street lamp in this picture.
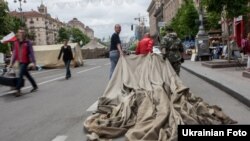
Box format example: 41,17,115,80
134,15,147,40
197,0,207,36
195,0,211,61
14,0,27,23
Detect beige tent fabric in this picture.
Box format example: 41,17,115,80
83,39,106,49
82,39,108,59
34,43,83,68
83,54,237,141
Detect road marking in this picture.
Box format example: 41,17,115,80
37,76,65,85
104,63,110,66
38,73,65,80
52,135,68,141
0,76,64,95
77,66,101,74
87,101,98,112
0,66,103,95
31,69,60,75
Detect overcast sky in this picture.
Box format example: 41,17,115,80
7,0,151,40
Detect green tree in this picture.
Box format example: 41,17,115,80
202,0,250,61
58,27,70,42
205,12,221,30
58,27,90,46
170,0,199,39
70,28,90,46
202,0,250,31
0,0,24,53
128,41,138,51
202,0,249,20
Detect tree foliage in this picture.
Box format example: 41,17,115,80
0,1,24,53
169,0,199,39
70,28,90,46
58,27,70,42
202,0,250,20
58,27,90,47
128,41,138,51
202,0,250,61
205,12,221,30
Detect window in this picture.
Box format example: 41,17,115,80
37,18,39,21
30,19,34,24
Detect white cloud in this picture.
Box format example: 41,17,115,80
7,0,151,39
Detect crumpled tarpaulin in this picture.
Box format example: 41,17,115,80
83,54,237,141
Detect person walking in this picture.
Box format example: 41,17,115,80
109,24,124,79
58,39,73,79
9,28,38,97
161,27,184,76
135,33,154,55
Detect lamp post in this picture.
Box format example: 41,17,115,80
195,0,210,61
14,0,26,23
197,2,207,36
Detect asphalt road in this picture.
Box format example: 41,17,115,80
0,58,249,141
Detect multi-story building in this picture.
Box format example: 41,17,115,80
147,0,184,35
10,3,65,45
163,0,183,25
68,18,94,39
147,0,161,36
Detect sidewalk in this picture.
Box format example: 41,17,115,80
181,60,250,107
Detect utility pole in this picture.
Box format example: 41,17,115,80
134,14,147,40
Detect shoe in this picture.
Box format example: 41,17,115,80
15,90,21,97
30,87,38,93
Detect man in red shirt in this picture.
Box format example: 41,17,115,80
136,33,154,55
10,28,38,97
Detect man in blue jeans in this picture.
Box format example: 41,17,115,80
109,24,124,79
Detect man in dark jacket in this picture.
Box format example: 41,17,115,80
58,39,73,79
10,28,38,97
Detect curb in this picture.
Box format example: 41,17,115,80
181,66,250,108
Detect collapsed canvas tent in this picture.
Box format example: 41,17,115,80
83,54,236,141
34,43,84,68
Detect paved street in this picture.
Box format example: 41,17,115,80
0,58,250,141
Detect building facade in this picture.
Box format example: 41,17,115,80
10,3,65,45
162,0,183,25
147,1,158,36
147,0,184,36
68,18,94,39
147,0,200,34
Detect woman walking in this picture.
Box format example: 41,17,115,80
58,39,73,79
